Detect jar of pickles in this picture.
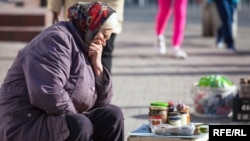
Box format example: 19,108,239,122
149,102,168,126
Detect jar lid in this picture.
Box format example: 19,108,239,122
179,111,187,114
149,106,168,110
150,102,168,107
168,116,181,120
168,111,180,116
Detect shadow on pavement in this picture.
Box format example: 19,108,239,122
131,113,249,124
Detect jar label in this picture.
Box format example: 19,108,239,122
149,115,162,119
149,119,162,126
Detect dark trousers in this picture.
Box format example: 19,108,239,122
65,104,124,141
102,33,116,74
214,0,236,49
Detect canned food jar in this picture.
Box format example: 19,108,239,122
150,101,169,107
239,78,250,98
179,111,188,125
168,112,181,126
149,102,168,124
185,107,190,124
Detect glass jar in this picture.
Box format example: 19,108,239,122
185,106,190,124
168,112,181,126
149,106,168,124
179,111,188,125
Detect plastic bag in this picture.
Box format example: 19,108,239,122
191,83,237,117
153,124,196,136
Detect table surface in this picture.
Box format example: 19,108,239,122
128,124,208,139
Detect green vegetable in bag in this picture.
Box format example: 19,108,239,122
198,75,233,88
198,76,210,87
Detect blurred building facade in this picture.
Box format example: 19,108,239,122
0,0,249,42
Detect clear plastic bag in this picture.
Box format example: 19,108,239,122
191,83,237,118
153,123,196,136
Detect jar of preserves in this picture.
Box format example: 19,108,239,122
168,101,175,112
168,112,181,126
179,111,188,125
184,106,190,124
149,102,168,125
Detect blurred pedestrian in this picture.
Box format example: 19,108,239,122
0,2,124,141
47,0,85,24
154,0,188,59
47,0,125,73
208,0,239,52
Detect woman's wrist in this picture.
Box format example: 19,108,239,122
94,65,104,84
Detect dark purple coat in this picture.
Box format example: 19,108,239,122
0,21,113,141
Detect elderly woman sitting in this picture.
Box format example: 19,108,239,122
0,2,124,141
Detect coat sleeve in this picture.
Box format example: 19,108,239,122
93,67,113,108
22,31,77,115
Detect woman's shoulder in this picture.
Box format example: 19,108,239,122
42,22,74,44
45,22,70,35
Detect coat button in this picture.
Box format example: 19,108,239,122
27,113,32,117
90,87,95,92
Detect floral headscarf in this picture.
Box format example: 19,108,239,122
68,2,115,45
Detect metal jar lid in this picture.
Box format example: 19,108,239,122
150,101,169,107
168,111,180,116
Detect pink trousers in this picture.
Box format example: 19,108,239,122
155,0,187,48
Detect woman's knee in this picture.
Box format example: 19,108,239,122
65,113,94,136
106,104,124,121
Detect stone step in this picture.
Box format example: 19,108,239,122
0,14,45,27
0,7,51,42
0,7,48,26
0,26,44,42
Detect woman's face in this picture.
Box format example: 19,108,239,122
92,29,113,46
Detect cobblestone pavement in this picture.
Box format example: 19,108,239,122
0,4,250,140
112,5,250,139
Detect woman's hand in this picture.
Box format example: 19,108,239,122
88,40,104,83
88,29,112,83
